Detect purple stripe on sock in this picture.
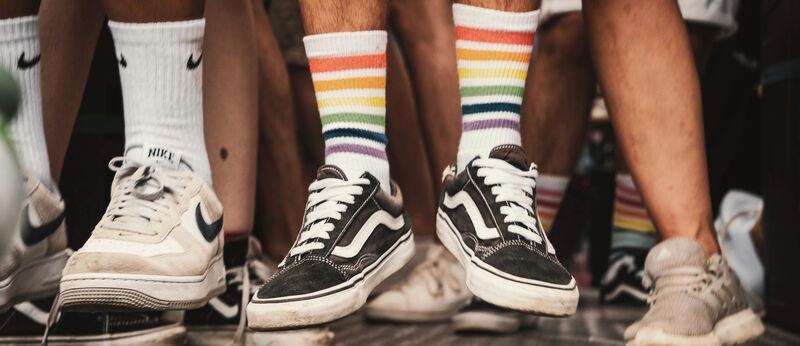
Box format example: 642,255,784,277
326,143,388,160
463,118,520,131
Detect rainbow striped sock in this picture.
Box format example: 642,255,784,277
536,174,569,232
611,173,656,249
303,31,390,189
453,4,539,172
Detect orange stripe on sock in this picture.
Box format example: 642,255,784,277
456,48,531,63
614,204,650,220
455,26,534,46
309,54,386,74
313,77,386,92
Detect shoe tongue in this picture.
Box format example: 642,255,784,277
645,238,707,275
316,165,348,180
126,144,184,171
488,145,529,171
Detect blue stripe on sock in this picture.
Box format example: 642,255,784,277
462,102,521,116
323,128,388,145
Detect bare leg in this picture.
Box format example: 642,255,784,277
203,0,258,239
0,0,39,18
101,0,204,22
40,0,104,182
583,0,718,256
388,0,461,187
253,1,307,260
385,42,437,238
522,12,594,175
299,0,386,34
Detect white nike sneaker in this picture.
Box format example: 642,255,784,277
0,173,71,311
60,152,226,311
364,243,470,322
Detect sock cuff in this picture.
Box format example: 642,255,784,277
108,19,205,45
303,30,387,59
537,174,570,190
453,4,539,32
616,173,636,188
0,15,37,42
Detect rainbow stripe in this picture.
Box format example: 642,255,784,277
455,24,534,133
308,52,388,161
611,175,656,249
535,175,569,232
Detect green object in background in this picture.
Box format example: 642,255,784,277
0,67,20,148
0,67,20,122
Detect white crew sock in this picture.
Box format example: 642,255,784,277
108,19,211,185
0,16,54,189
453,4,539,173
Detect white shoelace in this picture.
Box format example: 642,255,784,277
100,157,188,235
232,259,273,345
288,177,370,257
473,158,543,244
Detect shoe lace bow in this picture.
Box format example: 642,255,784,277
473,158,545,245
288,177,370,257
99,157,187,235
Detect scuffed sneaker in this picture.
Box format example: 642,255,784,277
364,243,470,322
626,238,764,346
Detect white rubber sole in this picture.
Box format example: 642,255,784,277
436,210,579,316
187,326,334,346
59,253,226,311
0,323,186,345
247,231,416,329
628,309,765,346
0,249,71,311
363,304,462,322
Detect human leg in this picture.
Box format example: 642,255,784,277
59,1,228,312
247,0,415,329
583,0,763,343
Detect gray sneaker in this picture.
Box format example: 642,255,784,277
625,238,764,345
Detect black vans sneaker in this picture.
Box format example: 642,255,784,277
437,145,578,316
0,296,185,345
599,247,649,304
247,166,415,329
185,237,274,345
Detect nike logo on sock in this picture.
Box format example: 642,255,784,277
21,205,65,246
118,54,127,68
187,53,202,70
17,53,40,70
196,204,223,242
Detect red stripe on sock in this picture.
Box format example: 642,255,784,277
455,26,535,46
308,53,386,74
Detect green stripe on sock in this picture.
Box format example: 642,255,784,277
611,228,656,249
460,85,524,98
320,113,385,127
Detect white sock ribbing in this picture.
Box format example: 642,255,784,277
108,19,211,185
0,16,54,189
453,4,539,173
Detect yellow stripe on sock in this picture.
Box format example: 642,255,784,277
317,96,385,109
458,68,527,80
613,217,656,232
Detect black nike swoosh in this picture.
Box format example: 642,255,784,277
17,53,40,70
196,204,222,242
187,53,202,70
21,205,65,246
118,54,127,68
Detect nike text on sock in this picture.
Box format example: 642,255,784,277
454,4,539,173
0,16,54,189
304,30,391,189
536,174,569,232
611,173,656,249
108,19,212,185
